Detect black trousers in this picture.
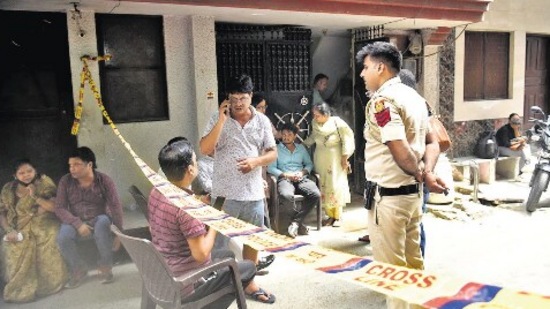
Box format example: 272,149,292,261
278,178,320,223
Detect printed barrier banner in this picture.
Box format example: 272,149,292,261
73,56,550,309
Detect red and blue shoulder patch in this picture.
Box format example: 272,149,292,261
373,98,391,127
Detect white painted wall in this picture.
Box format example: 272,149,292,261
190,16,219,138
454,0,550,121
311,30,352,99
66,11,217,208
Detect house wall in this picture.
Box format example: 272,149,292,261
311,29,352,100
19,0,548,202
449,0,550,156
66,11,218,207
61,9,354,209
438,31,495,158
454,0,550,121
311,29,354,129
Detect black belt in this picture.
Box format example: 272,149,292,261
378,184,419,196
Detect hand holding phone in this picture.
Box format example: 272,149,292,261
219,99,230,118
212,196,226,211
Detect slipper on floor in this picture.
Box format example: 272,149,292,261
358,235,371,243
246,287,276,304
322,217,335,227
256,269,269,276
257,254,275,271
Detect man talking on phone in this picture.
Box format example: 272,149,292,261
200,74,277,272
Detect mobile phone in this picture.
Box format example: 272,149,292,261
212,196,226,211
223,98,229,115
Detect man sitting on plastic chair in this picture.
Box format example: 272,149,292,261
267,123,321,238
148,139,276,306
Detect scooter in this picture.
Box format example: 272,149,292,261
525,106,550,212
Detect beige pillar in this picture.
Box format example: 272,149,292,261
190,15,218,142
423,45,440,112
66,9,106,160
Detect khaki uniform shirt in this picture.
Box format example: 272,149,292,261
363,76,429,188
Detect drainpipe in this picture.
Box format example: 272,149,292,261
469,160,479,203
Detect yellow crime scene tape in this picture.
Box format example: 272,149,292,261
72,55,550,309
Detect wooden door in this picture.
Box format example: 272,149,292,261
524,36,550,126
0,11,76,185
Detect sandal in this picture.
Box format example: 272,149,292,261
246,287,276,304
257,254,275,271
256,269,269,276
322,217,335,227
358,235,371,243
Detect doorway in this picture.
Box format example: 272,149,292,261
524,35,550,126
0,11,76,185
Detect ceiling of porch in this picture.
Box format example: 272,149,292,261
1,0,492,31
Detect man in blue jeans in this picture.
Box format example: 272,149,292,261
55,147,123,288
268,123,320,237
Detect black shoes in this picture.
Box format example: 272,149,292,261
257,254,275,271
358,235,371,243
98,265,114,284
298,223,310,235
65,268,88,289
322,217,340,227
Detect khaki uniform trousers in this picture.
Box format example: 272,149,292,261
368,191,424,309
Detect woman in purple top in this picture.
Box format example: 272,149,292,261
149,139,275,306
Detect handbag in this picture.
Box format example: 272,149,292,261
335,120,352,174
426,102,452,152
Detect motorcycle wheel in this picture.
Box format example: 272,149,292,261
526,171,550,212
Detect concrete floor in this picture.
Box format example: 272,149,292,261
2,179,550,309
0,194,387,309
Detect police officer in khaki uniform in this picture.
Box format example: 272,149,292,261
356,42,446,309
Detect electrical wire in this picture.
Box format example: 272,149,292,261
108,0,121,14
407,23,472,60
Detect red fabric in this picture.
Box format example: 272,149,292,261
375,107,391,127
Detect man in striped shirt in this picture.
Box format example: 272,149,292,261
148,139,275,305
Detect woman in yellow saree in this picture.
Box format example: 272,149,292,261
0,159,68,302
